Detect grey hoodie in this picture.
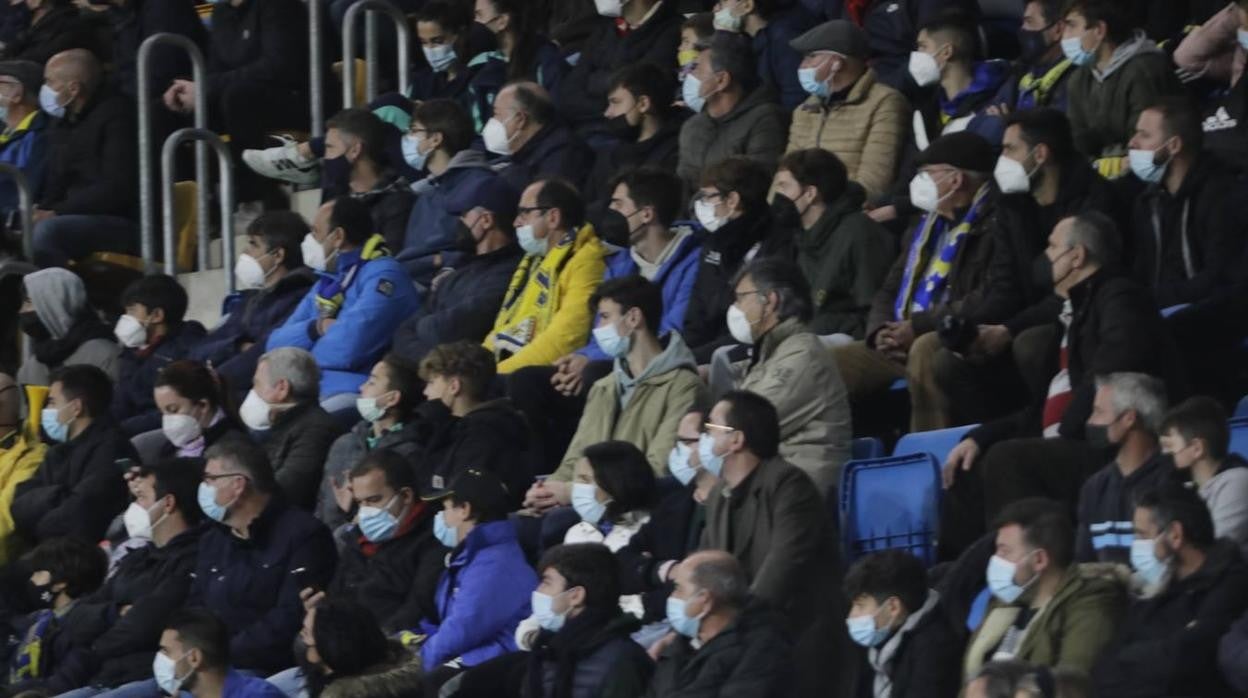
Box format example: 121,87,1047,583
1093,30,1163,82
614,331,698,408
17,269,121,386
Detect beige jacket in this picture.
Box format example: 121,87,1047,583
785,68,910,201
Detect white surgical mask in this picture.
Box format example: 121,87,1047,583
985,552,1038,604
713,6,742,32
114,314,148,349
592,320,631,358
123,500,167,540
594,0,625,18
162,413,202,448
993,155,1034,194
301,232,329,272
571,482,609,524
401,133,428,171
238,389,273,431
846,606,891,648
682,73,708,113
1238,28,1248,51
152,651,190,696
355,394,388,423
531,590,569,631
667,442,698,485
482,115,516,156
697,432,725,477
908,51,941,87
726,304,754,345
422,43,457,72
694,199,726,232
516,224,548,257
233,251,272,291
909,171,951,213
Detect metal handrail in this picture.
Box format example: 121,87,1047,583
341,0,411,108
307,0,325,137
0,164,34,260
137,33,211,274
160,128,236,295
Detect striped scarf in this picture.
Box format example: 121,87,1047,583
894,184,991,320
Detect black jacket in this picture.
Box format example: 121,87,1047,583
329,508,446,635
40,91,137,219
851,594,964,698
584,117,686,207
524,610,653,698
391,244,523,364
1130,154,1248,309
683,209,771,364
968,271,1180,451
421,399,532,507
109,0,207,99
263,401,346,511
11,418,134,545
616,487,704,622
647,602,792,698
355,175,416,253
1075,453,1175,565
206,0,308,95
495,123,596,194
113,321,208,437
1,5,102,65
1093,541,1248,697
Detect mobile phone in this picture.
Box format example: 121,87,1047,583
291,567,319,595
115,457,136,475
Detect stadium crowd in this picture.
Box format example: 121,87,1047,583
0,0,1247,696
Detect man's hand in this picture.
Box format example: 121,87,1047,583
941,439,981,489
31,208,55,223
163,80,195,114
550,354,590,397
300,587,326,613
889,320,916,351
648,632,678,661
972,324,1012,358
316,317,337,336
867,205,898,223
522,479,570,512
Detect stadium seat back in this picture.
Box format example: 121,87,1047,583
1235,396,1248,420
851,437,885,461
893,424,980,465
1230,417,1248,460
839,453,941,566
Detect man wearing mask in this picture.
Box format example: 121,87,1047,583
266,197,419,406
997,0,1073,112
391,177,523,365
15,268,120,386
833,132,998,432
711,0,816,110
1076,373,1173,565
1093,485,1248,697
12,364,134,546
322,109,414,250
151,610,287,698
853,0,980,96
963,498,1125,682
1161,397,1248,553
485,82,594,194
785,20,909,201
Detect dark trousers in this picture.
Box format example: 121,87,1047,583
506,360,613,474
931,323,1058,426
32,215,138,268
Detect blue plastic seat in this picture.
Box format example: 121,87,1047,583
1230,418,1248,460
839,453,942,566
851,437,885,461
893,424,980,465
1235,396,1248,420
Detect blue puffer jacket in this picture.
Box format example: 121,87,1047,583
0,110,49,213
418,519,537,669
113,321,208,436
577,227,702,362
266,252,419,398
396,151,495,287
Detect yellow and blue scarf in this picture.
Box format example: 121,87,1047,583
894,185,991,320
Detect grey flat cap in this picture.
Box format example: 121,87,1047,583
789,20,869,58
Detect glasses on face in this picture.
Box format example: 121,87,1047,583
703,422,736,435
692,190,724,204
733,289,765,303
202,472,248,484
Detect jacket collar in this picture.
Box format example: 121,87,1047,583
448,519,516,567
755,317,806,363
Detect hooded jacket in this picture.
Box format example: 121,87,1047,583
740,318,852,492
1066,31,1181,158
677,87,788,193
647,602,793,698
495,123,596,194
585,116,686,206
554,332,703,482
17,268,121,387
1076,452,1175,565
263,401,345,511
319,657,425,698
859,590,963,698
683,209,770,364
317,418,427,529
1199,454,1248,554
113,320,208,436
397,151,497,286
423,398,532,507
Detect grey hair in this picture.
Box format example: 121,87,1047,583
1095,372,1168,433
260,347,320,401
731,256,814,324
1063,211,1121,267
705,32,758,92
688,552,750,611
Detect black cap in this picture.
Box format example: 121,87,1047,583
0,60,43,99
916,132,997,173
445,174,519,220
789,20,869,58
422,468,512,520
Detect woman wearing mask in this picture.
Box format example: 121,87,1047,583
152,361,243,461
563,440,659,552
287,597,421,698
468,0,568,131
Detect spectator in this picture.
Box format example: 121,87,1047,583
683,157,772,364
699,390,844,698
486,82,594,194
856,0,980,94
12,364,133,545
1160,396,1248,553
111,273,206,436
833,133,998,432
419,342,532,504
61,461,205,692
1076,373,1173,565
415,468,537,672
0,60,49,220
104,0,206,101
929,109,1113,428
647,550,791,697
150,609,287,698
676,32,787,193
162,0,310,206
963,498,1125,681
584,63,685,207
327,450,446,634
717,0,818,109
190,438,337,676
677,13,714,85
0,375,44,565
772,149,894,339
997,0,1075,112
940,212,1180,557
191,211,315,399
1062,0,1180,165
152,361,244,461
786,20,909,201
266,196,419,403
0,0,100,65
323,108,414,252
293,596,420,698
555,0,681,139
318,355,426,529
15,268,119,386
31,49,138,268
243,347,344,511
843,549,962,698
390,176,523,365
5,537,108,692
484,178,607,374
395,99,495,287
468,0,567,132
561,441,659,558
1092,485,1248,697
407,1,483,112
719,257,851,491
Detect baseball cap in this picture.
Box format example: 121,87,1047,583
422,468,512,521
445,175,519,220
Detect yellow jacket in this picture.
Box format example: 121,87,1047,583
0,386,49,566
485,223,607,374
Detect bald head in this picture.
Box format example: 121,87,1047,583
681,550,749,610
45,49,102,114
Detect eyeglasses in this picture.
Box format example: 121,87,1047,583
202,472,249,484
703,422,736,434
733,289,766,302
692,190,724,204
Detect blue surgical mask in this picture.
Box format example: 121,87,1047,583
433,510,458,548
571,482,608,524
797,66,831,99
697,432,725,477
1131,537,1169,587
197,482,230,523
401,133,428,171
668,442,698,486
516,224,547,257
1239,28,1248,51
422,43,457,72
358,494,402,543
1128,145,1170,184
682,73,708,113
1060,35,1095,67
846,606,892,648
592,320,631,358
666,594,703,638
40,407,68,443
39,84,65,118
0,104,9,125
985,552,1037,604
531,590,568,632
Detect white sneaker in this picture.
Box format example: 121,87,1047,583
242,135,321,185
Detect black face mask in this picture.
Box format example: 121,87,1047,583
595,208,634,248
455,220,480,256
1017,27,1053,64
18,311,49,341
770,194,803,231
605,113,641,142
1084,423,1113,451
27,580,55,609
